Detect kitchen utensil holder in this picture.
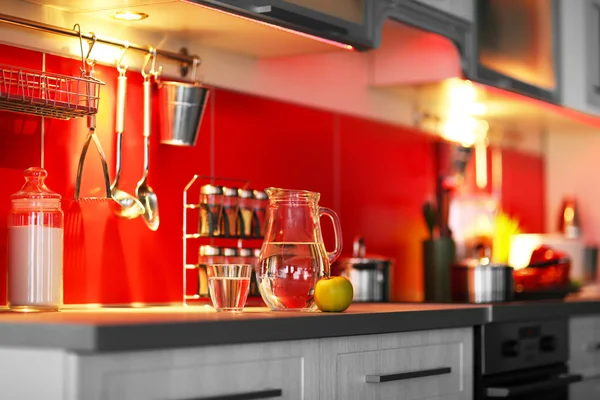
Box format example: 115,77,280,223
183,174,264,306
0,63,103,119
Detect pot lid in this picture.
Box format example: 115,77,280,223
337,236,392,267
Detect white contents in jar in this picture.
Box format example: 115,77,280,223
7,225,63,308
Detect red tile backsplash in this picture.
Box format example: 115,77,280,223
0,43,546,305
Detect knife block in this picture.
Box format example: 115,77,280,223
423,237,456,303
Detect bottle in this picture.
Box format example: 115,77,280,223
558,196,581,239
7,168,63,312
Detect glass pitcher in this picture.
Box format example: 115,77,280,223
257,188,342,311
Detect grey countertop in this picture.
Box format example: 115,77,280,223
0,303,486,352
0,290,598,353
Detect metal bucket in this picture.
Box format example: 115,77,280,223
158,81,210,146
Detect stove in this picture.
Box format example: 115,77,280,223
475,318,582,399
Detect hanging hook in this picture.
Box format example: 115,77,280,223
73,23,86,76
85,32,97,67
117,42,129,76
151,49,163,83
141,47,154,80
191,58,201,82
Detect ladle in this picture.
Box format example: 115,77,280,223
135,49,160,231
111,48,145,219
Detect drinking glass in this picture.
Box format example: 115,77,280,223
207,264,252,312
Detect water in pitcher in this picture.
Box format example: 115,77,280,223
258,242,328,311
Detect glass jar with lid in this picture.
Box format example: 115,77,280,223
198,245,224,297
199,184,223,237
8,167,63,312
221,187,239,238
238,189,254,238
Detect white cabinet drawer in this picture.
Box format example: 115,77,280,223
570,316,600,376
320,328,473,400
70,340,319,400
103,358,300,400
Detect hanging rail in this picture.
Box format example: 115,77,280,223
0,12,198,76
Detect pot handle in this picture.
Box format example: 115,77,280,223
320,207,343,265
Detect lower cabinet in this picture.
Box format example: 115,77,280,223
69,340,320,400
571,377,600,400
0,327,474,399
319,327,473,400
570,316,600,378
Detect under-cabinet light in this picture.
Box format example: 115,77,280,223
110,11,149,22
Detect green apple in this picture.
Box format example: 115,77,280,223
314,276,354,312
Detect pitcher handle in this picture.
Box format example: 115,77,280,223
319,207,343,264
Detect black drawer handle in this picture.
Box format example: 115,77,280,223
366,367,451,383
175,388,283,400
486,373,582,398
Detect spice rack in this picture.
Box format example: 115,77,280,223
182,174,267,306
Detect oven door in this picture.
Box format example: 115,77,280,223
481,365,582,399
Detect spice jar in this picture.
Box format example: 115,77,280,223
239,248,260,296
198,245,223,297
199,184,223,237
8,167,63,312
252,190,268,238
238,189,254,238
221,187,239,238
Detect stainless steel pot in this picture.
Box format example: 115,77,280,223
335,237,391,302
451,258,514,303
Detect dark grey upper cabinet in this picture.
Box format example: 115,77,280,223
560,0,600,116
375,0,473,74
194,0,377,50
469,0,561,104
411,0,474,22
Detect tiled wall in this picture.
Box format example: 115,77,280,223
0,44,545,304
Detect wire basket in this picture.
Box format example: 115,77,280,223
0,63,104,120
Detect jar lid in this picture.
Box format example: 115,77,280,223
253,190,267,200
222,187,239,197
223,247,238,256
199,245,221,256
12,167,60,200
239,189,254,199
200,184,223,195
11,168,61,209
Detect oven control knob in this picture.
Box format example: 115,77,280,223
502,339,519,357
540,335,557,352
